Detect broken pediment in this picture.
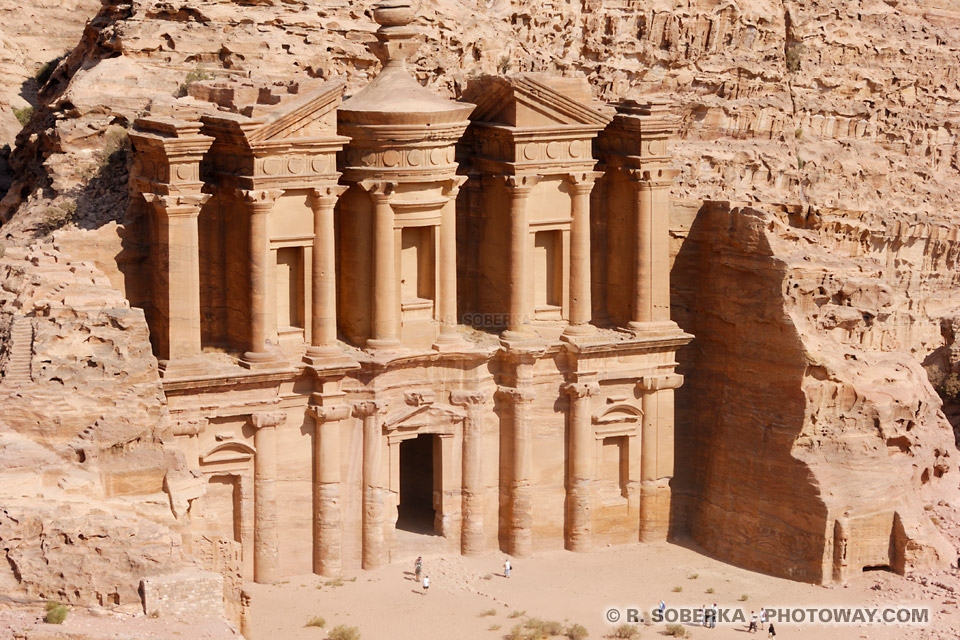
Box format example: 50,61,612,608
383,403,466,432
247,80,346,142
467,74,613,129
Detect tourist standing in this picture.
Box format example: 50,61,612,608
414,556,422,582
749,610,758,633
504,558,511,578
422,575,430,594
767,623,776,638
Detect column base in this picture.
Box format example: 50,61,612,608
433,329,471,352
158,356,207,379
365,337,402,351
500,326,538,345
639,478,672,543
562,322,597,337
303,346,357,370
625,320,682,337
240,350,286,370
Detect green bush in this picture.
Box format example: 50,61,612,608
786,42,805,72
609,624,639,639
44,601,68,625
328,625,361,640
177,65,213,97
305,615,325,628
13,106,33,127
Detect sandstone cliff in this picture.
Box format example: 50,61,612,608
0,243,196,606
672,201,960,582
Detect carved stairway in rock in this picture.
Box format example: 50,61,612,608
4,317,33,385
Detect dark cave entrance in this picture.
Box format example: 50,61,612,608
397,434,438,535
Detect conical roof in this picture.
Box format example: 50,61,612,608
338,2,473,126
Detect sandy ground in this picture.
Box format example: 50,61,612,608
0,607,239,639
246,537,960,640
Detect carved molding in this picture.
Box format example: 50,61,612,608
637,374,684,392
562,381,601,398
450,389,489,406
248,411,286,430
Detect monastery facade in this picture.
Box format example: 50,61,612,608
128,1,691,583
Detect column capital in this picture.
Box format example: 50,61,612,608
495,386,536,404
624,167,680,187
309,404,352,422
450,389,490,407
249,411,286,430
142,192,212,216
172,417,208,436
236,188,284,211
358,180,398,201
441,175,469,198
562,381,601,398
352,401,385,419
309,184,349,208
637,373,684,392
564,171,604,194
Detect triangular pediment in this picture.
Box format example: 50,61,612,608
384,404,466,431
468,74,613,128
247,80,346,142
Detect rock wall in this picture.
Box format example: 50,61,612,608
0,243,194,606
671,201,960,583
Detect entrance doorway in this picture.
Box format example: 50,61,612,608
397,434,438,535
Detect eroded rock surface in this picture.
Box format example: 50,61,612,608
673,201,960,582
0,244,194,606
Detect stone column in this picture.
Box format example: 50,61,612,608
361,181,400,349
563,173,601,336
354,401,385,569
497,386,536,556
451,389,488,555
637,374,683,541
250,410,286,583
563,381,599,551
501,175,541,340
143,193,211,374
627,170,678,331
309,402,350,576
239,189,284,368
305,185,348,362
434,176,469,350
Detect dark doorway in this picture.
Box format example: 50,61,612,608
397,434,437,534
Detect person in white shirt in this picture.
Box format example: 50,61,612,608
422,575,430,594
504,559,511,578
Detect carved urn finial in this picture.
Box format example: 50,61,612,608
370,0,420,67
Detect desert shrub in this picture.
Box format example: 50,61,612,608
498,55,512,74
480,608,498,617
44,601,68,624
739,594,749,602
40,200,76,233
705,588,714,594
35,55,64,86
543,620,563,635
609,624,639,639
786,42,805,72
328,625,360,640
177,65,213,97
13,106,33,127
565,623,589,640
687,573,698,580
672,586,682,592
483,573,494,580
508,624,526,640
324,577,345,588
665,623,688,637
305,616,325,628
509,610,526,619
489,624,501,631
